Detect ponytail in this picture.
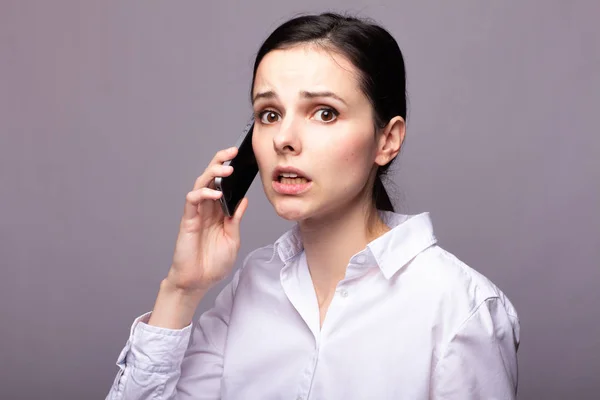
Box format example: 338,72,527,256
373,174,394,212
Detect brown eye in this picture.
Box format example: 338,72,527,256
314,108,338,123
260,111,280,124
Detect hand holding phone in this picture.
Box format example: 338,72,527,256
150,144,251,330
215,120,259,217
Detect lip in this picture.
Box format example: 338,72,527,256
272,179,313,195
272,165,313,195
272,166,312,181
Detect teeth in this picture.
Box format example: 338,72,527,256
280,177,308,185
280,172,299,178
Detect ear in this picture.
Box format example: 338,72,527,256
374,116,405,166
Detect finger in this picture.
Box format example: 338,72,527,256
182,187,223,220
208,147,238,168
223,197,249,241
192,164,234,191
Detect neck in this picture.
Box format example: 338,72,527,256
298,200,390,295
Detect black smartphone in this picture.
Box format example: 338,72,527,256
214,120,258,217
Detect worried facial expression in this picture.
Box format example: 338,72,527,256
251,44,389,222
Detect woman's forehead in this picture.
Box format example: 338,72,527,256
253,45,362,101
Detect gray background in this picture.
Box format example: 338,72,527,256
1,1,599,399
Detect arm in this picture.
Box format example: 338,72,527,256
105,146,249,399
106,270,240,400
431,297,520,400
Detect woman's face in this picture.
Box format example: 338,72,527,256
251,44,383,222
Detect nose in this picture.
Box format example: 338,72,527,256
273,117,302,155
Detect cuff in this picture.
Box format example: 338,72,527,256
116,312,193,373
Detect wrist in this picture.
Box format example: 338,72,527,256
161,277,208,302
147,279,208,329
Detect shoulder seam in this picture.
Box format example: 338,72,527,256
432,296,500,372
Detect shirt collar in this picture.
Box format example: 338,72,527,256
269,223,303,264
269,211,437,279
368,211,437,279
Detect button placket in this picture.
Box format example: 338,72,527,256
295,346,318,400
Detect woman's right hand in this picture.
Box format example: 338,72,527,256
166,146,249,295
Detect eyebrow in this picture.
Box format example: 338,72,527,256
252,90,348,106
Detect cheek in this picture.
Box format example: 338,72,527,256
307,135,373,199
328,135,374,176
252,135,270,174
252,135,273,182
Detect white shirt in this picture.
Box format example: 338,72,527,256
106,211,520,400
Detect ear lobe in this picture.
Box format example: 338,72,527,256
375,116,405,166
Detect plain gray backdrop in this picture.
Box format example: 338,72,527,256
1,1,599,399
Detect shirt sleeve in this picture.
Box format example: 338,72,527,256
106,269,241,400
431,297,520,400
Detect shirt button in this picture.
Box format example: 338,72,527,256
339,289,349,298
356,254,367,264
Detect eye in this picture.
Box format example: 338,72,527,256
314,107,339,123
258,110,280,124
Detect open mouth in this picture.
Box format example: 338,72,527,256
277,173,310,185
272,171,313,195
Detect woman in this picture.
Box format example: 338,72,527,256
107,12,520,400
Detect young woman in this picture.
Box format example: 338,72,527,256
107,12,520,400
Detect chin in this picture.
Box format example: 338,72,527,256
271,197,313,222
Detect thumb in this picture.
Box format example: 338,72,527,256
223,197,248,240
